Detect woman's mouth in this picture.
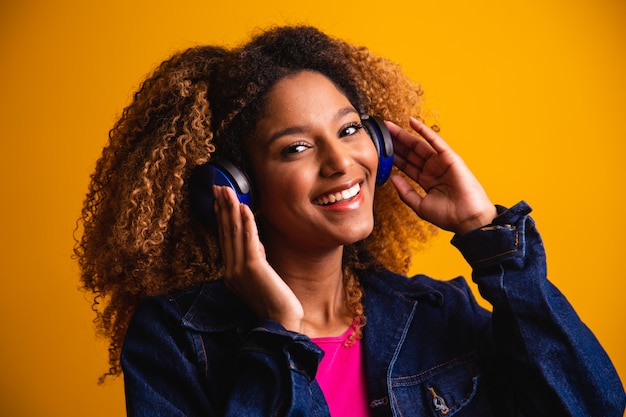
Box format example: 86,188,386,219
313,183,361,206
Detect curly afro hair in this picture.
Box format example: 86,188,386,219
74,25,436,381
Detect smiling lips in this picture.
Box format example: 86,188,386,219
313,183,361,206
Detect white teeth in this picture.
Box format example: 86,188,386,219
315,183,360,205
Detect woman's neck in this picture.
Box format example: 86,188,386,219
265,244,353,337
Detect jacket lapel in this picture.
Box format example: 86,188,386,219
361,271,419,416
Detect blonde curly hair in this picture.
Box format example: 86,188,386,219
75,25,436,381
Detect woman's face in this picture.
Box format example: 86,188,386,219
248,71,378,254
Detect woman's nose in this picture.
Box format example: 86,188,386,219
319,139,353,178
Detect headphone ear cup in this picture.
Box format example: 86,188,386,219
189,159,252,230
362,115,394,186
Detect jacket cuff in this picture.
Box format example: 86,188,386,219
451,201,534,269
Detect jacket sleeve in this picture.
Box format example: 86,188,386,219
451,201,625,417
121,296,328,417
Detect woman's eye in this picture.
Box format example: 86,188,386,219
281,142,310,156
340,122,364,138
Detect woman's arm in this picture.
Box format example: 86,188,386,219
453,202,625,415
388,119,625,415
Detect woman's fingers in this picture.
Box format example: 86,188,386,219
386,117,497,234
240,199,264,261
390,175,423,213
387,121,436,158
407,117,452,154
386,120,438,181
214,185,245,276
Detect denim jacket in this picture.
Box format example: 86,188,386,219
121,201,626,416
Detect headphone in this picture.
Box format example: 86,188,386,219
190,115,393,229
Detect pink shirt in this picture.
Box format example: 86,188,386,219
312,325,370,417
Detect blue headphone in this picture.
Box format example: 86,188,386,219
190,115,393,229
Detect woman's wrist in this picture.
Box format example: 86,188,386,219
454,205,498,236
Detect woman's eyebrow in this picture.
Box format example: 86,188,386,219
267,107,359,144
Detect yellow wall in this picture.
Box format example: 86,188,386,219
1,0,624,415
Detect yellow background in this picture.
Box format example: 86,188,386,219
1,0,624,415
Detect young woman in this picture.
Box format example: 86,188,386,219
75,26,625,416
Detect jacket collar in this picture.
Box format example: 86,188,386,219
178,280,255,332
177,268,443,332
360,267,444,305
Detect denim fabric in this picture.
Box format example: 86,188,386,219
122,201,626,416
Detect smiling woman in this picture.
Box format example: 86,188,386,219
248,72,380,259
74,25,625,416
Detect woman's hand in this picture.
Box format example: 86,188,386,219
387,118,497,235
214,186,304,332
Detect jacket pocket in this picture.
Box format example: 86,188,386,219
389,352,492,417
